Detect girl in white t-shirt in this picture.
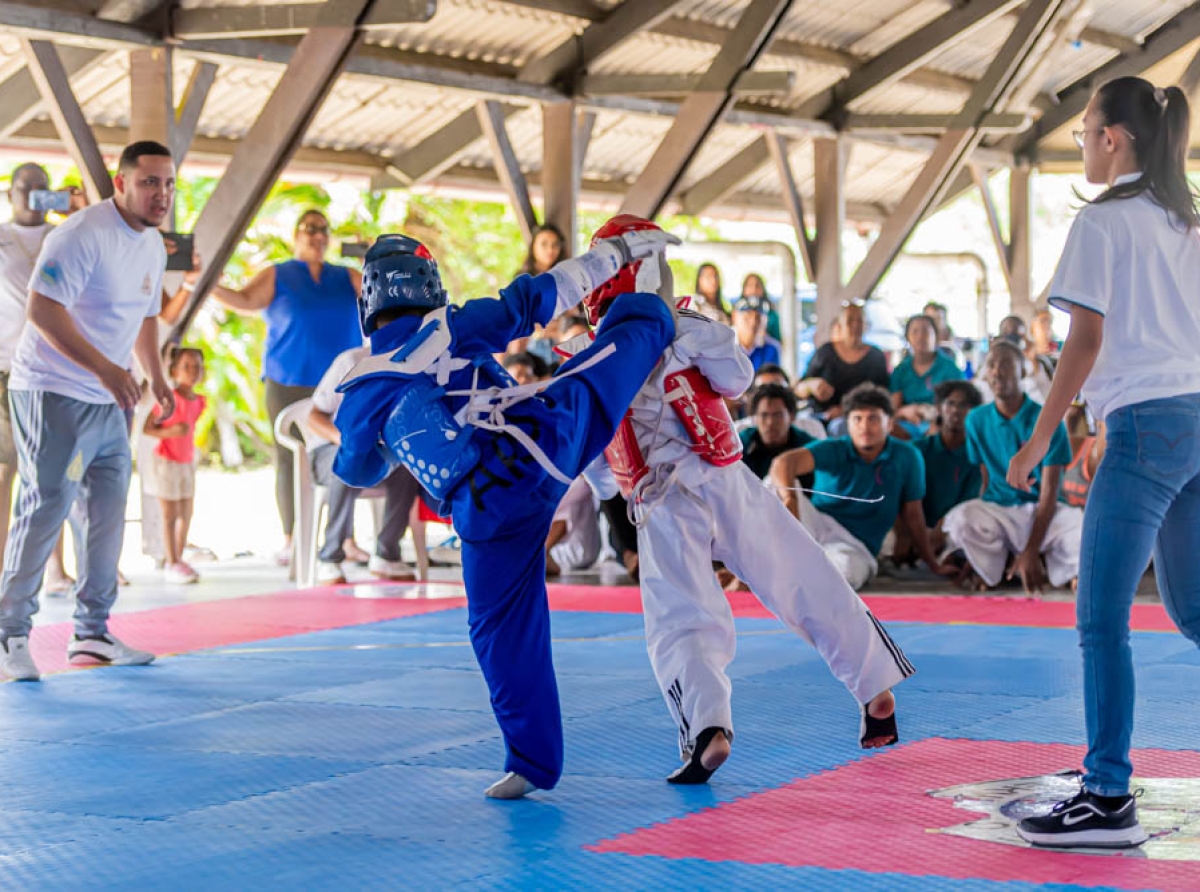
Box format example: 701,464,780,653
1006,77,1200,850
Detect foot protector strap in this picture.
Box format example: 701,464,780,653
667,726,725,785
860,706,898,748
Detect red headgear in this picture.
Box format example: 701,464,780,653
582,214,663,326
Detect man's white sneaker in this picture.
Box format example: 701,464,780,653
316,561,346,584
368,555,416,580
0,636,40,681
67,634,155,666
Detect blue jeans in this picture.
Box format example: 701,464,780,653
1078,393,1200,796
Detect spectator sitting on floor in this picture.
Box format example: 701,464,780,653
891,314,964,439
732,295,781,372
739,384,815,491
795,302,890,432
942,339,1081,595
768,383,949,590
308,345,421,585
892,380,984,563
544,476,601,576
1029,308,1060,371
1060,414,1106,510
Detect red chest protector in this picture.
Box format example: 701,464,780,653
605,366,742,496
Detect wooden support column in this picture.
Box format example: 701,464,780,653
969,163,1014,294
130,47,173,147
1008,163,1033,319
813,136,845,346
541,100,576,255
173,1,374,339
21,39,112,202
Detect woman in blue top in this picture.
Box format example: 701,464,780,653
1007,78,1200,850
211,209,363,561
891,314,963,437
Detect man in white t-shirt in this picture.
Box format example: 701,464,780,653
307,345,421,584
0,163,79,597
0,142,176,681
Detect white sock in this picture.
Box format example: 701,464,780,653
484,772,536,800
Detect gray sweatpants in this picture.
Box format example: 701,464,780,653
0,390,131,640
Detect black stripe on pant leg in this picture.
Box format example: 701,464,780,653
869,611,915,677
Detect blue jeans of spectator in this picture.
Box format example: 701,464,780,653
1078,392,1200,796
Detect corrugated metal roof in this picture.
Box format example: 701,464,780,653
0,0,1197,224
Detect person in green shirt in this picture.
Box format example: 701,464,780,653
769,383,952,590
942,340,1081,594
892,379,983,563
891,314,964,438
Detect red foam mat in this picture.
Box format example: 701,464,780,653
27,584,468,676
545,586,1176,632
591,738,1200,890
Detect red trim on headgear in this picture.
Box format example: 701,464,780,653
582,214,663,326
414,243,433,261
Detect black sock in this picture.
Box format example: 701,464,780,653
1091,792,1132,809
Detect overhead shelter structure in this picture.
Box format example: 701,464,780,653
0,0,1199,356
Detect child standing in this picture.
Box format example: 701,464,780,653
143,347,206,584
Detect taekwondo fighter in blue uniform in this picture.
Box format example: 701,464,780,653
333,230,677,799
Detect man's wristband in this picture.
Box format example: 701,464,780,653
179,280,196,292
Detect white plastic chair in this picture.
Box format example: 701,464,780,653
273,398,428,586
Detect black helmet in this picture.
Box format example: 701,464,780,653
359,234,448,335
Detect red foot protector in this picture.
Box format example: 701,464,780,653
590,738,1200,889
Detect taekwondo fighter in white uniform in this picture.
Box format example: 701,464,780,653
574,215,916,784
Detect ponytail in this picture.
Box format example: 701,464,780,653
1090,76,1200,230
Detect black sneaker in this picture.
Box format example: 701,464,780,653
1017,788,1148,849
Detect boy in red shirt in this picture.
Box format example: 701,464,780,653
143,347,206,583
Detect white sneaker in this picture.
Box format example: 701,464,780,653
316,561,346,584
67,633,155,666
0,636,40,681
368,554,416,580
165,562,199,585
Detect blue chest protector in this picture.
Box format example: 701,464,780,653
339,307,486,504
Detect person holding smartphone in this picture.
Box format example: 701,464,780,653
208,210,363,566
0,163,85,597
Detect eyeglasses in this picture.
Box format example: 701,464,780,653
1072,125,1136,149
298,223,329,235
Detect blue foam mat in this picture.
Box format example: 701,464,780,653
2,608,1196,890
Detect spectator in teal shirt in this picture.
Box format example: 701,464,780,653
893,380,984,566
769,383,951,590
943,340,1082,594
891,314,964,438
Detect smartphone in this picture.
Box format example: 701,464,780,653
161,232,195,271
340,241,369,259
28,189,72,213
